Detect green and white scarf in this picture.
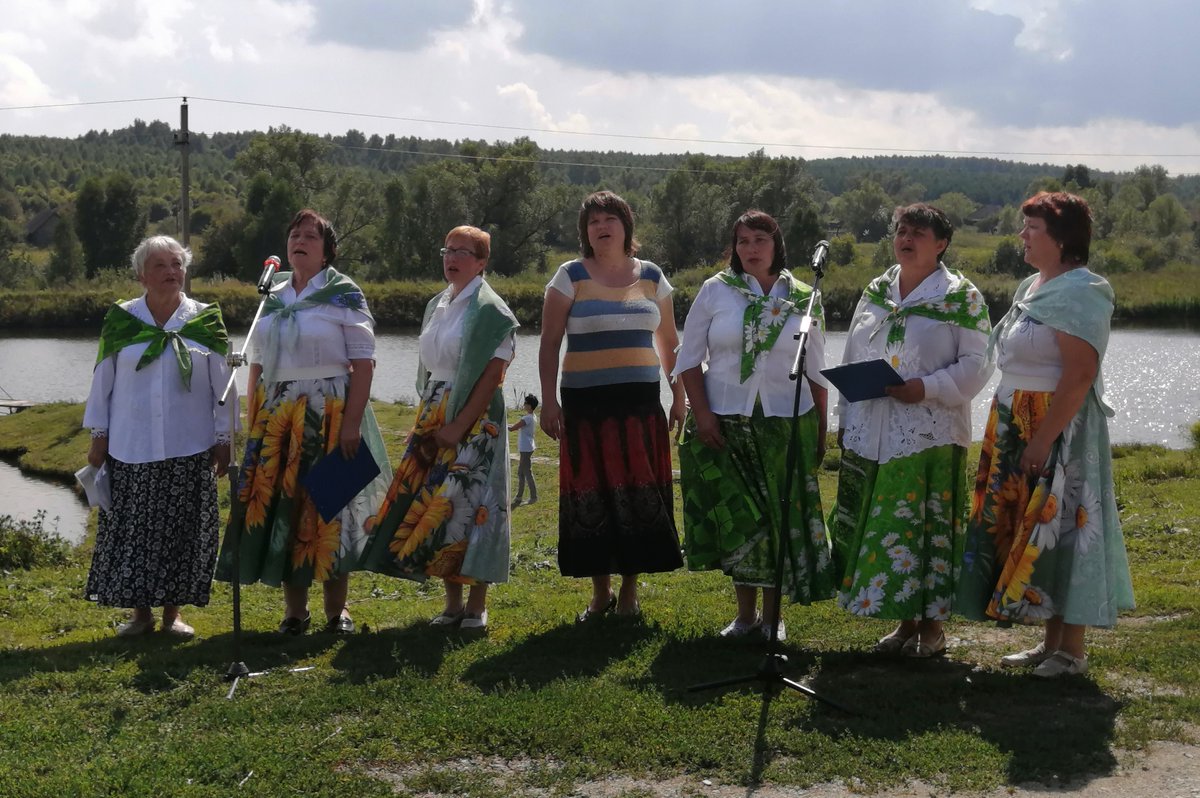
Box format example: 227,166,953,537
861,264,991,346
95,300,229,391
715,267,822,383
259,267,373,384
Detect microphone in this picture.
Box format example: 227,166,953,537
256,255,281,294
810,240,830,272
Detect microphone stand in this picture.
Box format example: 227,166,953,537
217,268,275,698
688,244,852,715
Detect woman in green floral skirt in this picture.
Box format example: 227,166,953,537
676,210,835,642
829,204,992,657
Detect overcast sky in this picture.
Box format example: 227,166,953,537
2,0,1199,174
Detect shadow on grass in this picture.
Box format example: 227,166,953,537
328,621,460,684
0,621,457,693
642,635,827,707
639,638,1121,789
0,628,346,692
802,649,1122,788
460,617,657,692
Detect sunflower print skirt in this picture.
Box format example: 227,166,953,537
357,378,511,585
955,386,1134,627
216,376,392,588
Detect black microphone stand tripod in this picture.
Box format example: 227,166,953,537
216,257,281,698
688,242,852,714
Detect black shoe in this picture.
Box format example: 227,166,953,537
278,614,311,636
324,615,355,635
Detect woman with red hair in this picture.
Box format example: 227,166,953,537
957,192,1134,677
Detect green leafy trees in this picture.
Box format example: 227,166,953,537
74,173,146,278
46,211,84,285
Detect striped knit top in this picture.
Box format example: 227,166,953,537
548,259,673,389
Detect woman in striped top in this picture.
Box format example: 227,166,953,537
539,191,685,620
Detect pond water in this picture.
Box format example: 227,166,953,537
0,458,90,543
1,325,1197,543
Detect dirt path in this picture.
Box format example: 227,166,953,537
583,743,1200,797
370,741,1199,797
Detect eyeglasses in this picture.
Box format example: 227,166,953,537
440,247,476,258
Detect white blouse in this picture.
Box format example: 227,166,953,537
838,265,992,464
995,308,1063,391
84,295,237,464
248,268,376,372
673,273,829,417
420,276,515,382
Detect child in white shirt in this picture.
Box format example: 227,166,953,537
508,394,538,506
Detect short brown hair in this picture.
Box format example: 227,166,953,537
287,209,337,266
446,225,491,261
892,203,954,258
728,210,787,276
578,190,638,258
1021,191,1092,265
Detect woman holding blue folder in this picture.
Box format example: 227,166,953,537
829,204,992,657
217,209,391,636
358,225,518,631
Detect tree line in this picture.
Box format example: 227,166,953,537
2,121,1200,289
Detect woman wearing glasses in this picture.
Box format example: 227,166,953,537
359,226,518,630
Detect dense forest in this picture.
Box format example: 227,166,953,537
2,118,1199,287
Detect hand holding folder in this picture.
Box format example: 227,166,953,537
820,359,905,403
300,445,381,523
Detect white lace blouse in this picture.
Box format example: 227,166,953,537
837,265,992,464
84,295,237,464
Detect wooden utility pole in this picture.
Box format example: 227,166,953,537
175,97,192,292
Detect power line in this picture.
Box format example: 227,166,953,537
0,97,179,112
4,93,1200,161
180,96,1200,160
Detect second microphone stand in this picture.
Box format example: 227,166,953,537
688,245,851,714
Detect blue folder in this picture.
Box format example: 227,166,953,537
820,359,905,403
300,444,382,523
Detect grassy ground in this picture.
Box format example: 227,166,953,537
0,403,1197,797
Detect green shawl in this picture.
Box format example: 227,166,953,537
417,279,519,422
259,267,372,384
861,263,991,346
95,299,229,390
714,267,822,383
990,267,1114,416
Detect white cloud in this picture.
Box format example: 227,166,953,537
0,0,1198,175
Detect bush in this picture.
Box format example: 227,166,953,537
0,511,74,570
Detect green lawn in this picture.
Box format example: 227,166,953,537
0,403,1196,797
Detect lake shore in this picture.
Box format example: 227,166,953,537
0,405,1197,797
3,263,1200,330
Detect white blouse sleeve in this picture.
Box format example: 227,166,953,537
673,280,715,376
804,310,831,389
492,332,516,363
547,264,575,298
82,356,116,434
344,312,376,361
835,295,872,422
209,350,239,441
920,326,993,406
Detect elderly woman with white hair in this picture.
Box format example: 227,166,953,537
83,235,235,638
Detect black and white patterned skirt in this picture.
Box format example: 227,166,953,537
86,451,220,608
